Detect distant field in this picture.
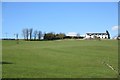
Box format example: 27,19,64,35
2,40,118,78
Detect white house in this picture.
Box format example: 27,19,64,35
85,32,109,39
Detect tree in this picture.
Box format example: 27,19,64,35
22,28,29,40
57,33,65,39
16,34,19,44
55,33,59,39
38,31,42,40
106,30,110,39
14,33,19,44
43,32,66,40
29,28,33,40
16,34,18,40
33,30,38,40
22,29,26,40
44,32,55,40
26,28,29,40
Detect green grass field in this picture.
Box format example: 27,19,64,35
2,40,118,78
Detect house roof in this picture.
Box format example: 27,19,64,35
86,33,107,35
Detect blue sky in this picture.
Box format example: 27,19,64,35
2,2,118,39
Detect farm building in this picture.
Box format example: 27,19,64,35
66,32,78,37
65,32,84,39
85,32,109,39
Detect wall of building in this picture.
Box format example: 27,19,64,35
85,34,108,39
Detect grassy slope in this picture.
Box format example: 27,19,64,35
2,40,118,78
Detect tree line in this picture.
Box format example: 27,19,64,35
22,28,42,41
22,28,85,41
44,32,66,40
9,28,111,41
3,28,111,40
22,28,66,41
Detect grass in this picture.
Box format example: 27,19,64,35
2,40,118,78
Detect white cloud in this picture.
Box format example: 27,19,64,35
112,26,120,31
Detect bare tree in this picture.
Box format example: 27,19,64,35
16,33,19,44
16,34,18,40
22,28,29,40
22,29,26,40
38,31,42,40
33,30,38,40
29,28,33,40
26,29,29,40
